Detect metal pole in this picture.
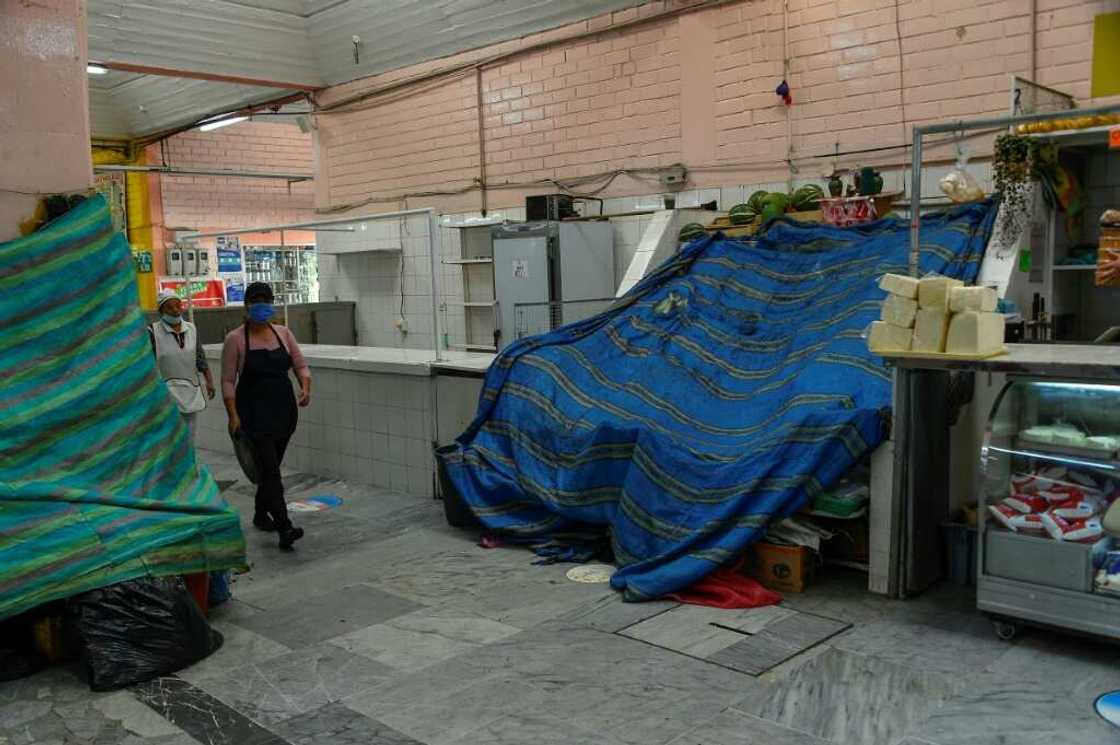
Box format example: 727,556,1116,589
914,101,1120,136
427,209,444,362
178,207,436,240
281,228,290,327
909,128,923,277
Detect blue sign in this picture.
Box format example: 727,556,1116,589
217,247,242,272
225,280,245,303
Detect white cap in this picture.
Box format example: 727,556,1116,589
157,290,180,310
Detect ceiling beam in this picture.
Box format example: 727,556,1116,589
99,61,320,92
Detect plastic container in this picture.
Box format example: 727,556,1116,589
183,573,209,615
942,522,978,586
435,444,481,529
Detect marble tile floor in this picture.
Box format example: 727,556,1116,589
2,449,1119,745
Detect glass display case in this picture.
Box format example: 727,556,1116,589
979,377,1120,640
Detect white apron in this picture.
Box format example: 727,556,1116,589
151,321,206,414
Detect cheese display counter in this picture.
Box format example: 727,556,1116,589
979,377,1120,641
893,343,1120,637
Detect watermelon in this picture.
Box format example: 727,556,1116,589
747,190,770,213
728,203,756,226
678,222,707,242
791,184,824,211
763,192,790,213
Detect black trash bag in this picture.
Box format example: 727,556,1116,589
66,576,223,691
0,614,47,682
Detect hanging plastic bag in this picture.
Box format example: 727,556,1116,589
66,576,223,691
940,152,985,203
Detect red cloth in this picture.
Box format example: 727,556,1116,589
665,559,782,608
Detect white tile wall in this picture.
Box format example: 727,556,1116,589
195,356,437,497
317,214,436,350
317,166,975,356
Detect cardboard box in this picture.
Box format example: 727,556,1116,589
745,541,815,593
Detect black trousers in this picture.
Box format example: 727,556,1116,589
250,432,292,532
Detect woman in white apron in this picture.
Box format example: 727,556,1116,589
149,290,215,437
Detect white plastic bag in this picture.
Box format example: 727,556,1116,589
940,153,985,203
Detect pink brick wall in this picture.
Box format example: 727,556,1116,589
159,120,314,232
314,0,1118,212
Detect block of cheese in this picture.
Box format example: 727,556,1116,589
949,285,997,313
918,276,964,310
868,321,912,353
879,273,919,299
912,308,950,352
880,294,918,327
945,311,1005,355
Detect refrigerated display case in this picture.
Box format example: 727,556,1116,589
979,377,1120,640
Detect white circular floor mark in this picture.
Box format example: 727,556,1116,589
566,564,614,583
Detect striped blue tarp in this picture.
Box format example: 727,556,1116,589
439,201,997,601
0,196,246,620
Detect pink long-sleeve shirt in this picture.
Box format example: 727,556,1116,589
220,324,310,398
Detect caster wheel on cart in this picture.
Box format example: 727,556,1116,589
993,619,1022,641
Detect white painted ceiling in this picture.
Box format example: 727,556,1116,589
87,0,643,139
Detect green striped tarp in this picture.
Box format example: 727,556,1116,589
0,196,246,620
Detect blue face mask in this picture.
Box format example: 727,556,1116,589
248,303,274,322
161,313,182,326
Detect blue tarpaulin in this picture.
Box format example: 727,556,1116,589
438,202,997,601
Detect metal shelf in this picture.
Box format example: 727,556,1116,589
443,258,494,265
449,301,498,308
448,343,498,352
1052,264,1096,271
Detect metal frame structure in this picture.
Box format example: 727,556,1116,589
890,103,1120,598
908,102,1120,276
179,207,444,361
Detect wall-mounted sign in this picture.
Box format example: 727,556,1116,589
133,250,153,273
158,279,226,308
217,247,242,272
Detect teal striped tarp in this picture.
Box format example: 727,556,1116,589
0,196,246,620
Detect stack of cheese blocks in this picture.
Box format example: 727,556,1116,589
869,274,1004,356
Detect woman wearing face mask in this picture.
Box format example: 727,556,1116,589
221,282,311,550
149,290,215,437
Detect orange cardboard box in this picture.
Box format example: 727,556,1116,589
744,541,815,593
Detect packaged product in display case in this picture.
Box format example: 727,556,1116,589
979,377,1120,640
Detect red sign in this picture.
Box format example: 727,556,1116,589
158,279,226,308
1110,127,1120,149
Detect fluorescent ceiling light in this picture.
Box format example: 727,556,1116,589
87,64,108,75
199,116,248,132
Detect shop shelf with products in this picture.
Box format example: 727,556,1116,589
978,377,1120,641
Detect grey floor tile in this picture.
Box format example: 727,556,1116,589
132,676,283,745
235,583,422,648
558,593,679,633
902,670,1120,745
273,702,423,744
189,643,394,727
665,709,831,744
733,646,961,745
828,614,1009,676
984,632,1120,694
177,620,292,684
442,711,629,745
620,604,802,661
330,606,522,672
707,612,848,676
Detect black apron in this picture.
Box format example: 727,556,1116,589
235,323,297,438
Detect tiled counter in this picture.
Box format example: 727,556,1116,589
194,345,493,497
